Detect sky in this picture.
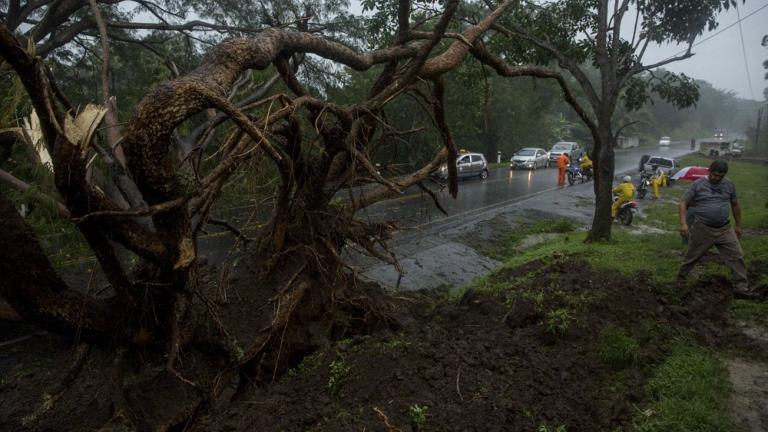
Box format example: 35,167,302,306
642,0,768,101
349,0,768,101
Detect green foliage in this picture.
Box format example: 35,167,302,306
327,359,351,397
598,326,640,368
288,352,324,377
623,72,700,113
408,404,428,429
544,308,573,336
633,345,736,432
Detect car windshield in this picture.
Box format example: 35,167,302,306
552,144,569,151
648,158,672,167
661,136,670,140
516,149,536,156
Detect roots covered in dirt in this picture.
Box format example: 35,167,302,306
1,254,761,431
189,256,752,432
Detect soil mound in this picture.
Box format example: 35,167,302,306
191,257,737,432
0,255,753,431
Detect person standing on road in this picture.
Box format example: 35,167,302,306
677,160,756,298
690,137,696,150
557,152,570,186
651,166,667,199
611,175,635,218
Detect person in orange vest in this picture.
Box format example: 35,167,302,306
557,152,570,186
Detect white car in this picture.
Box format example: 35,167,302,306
643,156,679,176
510,147,549,170
658,136,671,146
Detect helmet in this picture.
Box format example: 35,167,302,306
623,175,632,182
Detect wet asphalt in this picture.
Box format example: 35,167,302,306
356,142,692,231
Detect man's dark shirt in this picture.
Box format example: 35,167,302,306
682,177,737,228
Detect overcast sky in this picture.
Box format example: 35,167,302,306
349,0,768,101
643,0,768,101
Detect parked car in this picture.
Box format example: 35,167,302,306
510,147,549,170
658,136,671,146
732,141,744,157
435,152,489,180
642,155,679,176
700,140,737,157
548,141,583,164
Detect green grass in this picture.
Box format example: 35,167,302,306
491,230,683,284
478,159,768,288
632,345,737,432
730,299,768,325
598,326,640,369
484,219,578,260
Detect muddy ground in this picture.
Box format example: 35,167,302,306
2,252,767,431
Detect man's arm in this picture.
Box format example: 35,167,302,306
679,200,690,237
731,199,742,238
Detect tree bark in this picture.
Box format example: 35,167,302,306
0,189,121,342
587,121,615,242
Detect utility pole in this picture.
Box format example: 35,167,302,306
757,105,765,155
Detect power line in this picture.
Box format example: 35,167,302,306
735,2,756,100
660,2,768,63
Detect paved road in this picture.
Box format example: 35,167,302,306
357,142,692,231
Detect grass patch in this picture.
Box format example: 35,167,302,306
632,345,736,432
598,326,640,369
730,300,768,325
492,230,682,285
485,219,577,260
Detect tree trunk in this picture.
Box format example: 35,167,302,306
481,100,498,161
0,189,122,342
586,123,615,242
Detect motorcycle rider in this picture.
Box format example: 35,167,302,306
612,175,636,219
579,153,593,178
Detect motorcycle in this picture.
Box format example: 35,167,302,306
636,171,653,200
566,164,593,185
613,195,638,226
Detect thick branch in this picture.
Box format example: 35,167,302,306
345,148,448,211
0,189,121,342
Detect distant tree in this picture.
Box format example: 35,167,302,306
468,0,740,241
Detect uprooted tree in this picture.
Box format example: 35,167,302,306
0,0,519,428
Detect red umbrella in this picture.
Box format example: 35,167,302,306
672,166,709,181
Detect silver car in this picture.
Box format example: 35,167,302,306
510,147,549,170
548,141,582,164
436,152,489,179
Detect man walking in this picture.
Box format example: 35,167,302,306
557,152,570,186
677,160,756,298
